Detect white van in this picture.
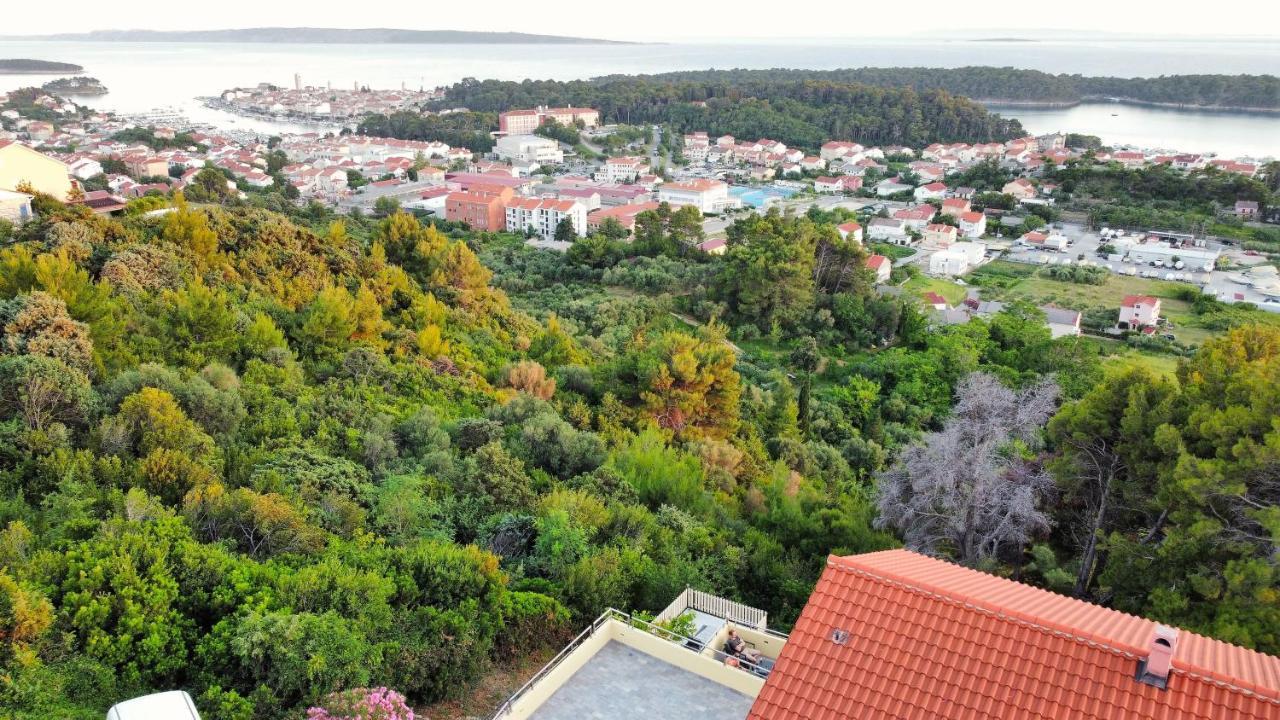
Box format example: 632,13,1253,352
107,691,201,720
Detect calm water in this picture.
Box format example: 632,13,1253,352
1,39,1277,155
987,103,1279,159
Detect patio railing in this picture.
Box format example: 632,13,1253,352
490,607,774,720
656,587,769,630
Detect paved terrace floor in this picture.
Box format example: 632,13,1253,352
529,640,756,720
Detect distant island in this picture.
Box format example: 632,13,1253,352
3,27,633,45
41,76,108,95
0,58,84,73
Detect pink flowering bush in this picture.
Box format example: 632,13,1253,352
306,687,415,720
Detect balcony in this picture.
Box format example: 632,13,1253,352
492,593,785,720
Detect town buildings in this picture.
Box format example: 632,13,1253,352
445,186,513,232
928,241,986,276
601,156,650,184
495,134,564,166
587,202,662,236
658,179,739,213
499,106,600,134
505,197,588,240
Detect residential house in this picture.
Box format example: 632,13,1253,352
0,188,34,224
1043,306,1082,338
836,222,863,244
67,157,104,180
1235,200,1260,219
892,206,934,231
819,141,864,162
814,176,862,194
1002,178,1037,200
958,211,987,239
923,223,957,247
1020,230,1069,252
867,217,908,244
76,190,127,215
697,238,727,255
747,549,1280,720
865,254,892,283
1120,295,1161,328
0,140,75,201
928,242,985,276
922,292,949,310
913,182,948,201
940,197,971,218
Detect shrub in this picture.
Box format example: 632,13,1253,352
306,687,414,720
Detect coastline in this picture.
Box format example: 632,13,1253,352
981,97,1280,115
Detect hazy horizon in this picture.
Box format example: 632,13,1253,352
4,1,1279,43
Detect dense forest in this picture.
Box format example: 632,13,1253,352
619,68,1280,111
421,76,1024,150
0,185,1276,719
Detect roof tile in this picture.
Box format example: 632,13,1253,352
748,550,1280,720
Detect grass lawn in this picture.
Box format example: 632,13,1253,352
904,276,969,305
966,260,1240,347
870,243,918,261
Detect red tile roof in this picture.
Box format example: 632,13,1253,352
1122,295,1160,308
749,550,1280,720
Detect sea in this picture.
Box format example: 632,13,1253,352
1,38,1278,158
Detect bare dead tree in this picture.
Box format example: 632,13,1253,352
876,372,1060,565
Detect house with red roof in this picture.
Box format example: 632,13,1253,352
485,547,1280,720
748,550,1280,720
923,223,957,247
1121,295,1161,328
587,201,661,236
959,211,987,239
913,181,948,201
1002,177,1037,200
836,222,862,244
940,197,971,217
865,254,891,283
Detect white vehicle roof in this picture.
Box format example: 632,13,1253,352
107,691,201,720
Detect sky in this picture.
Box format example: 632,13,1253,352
4,1,1280,41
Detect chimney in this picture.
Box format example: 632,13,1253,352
1136,624,1178,689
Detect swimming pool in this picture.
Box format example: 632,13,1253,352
729,185,800,208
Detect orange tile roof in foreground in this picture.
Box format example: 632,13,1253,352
749,550,1280,720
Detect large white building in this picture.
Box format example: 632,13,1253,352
928,242,986,276
499,106,600,134
505,197,587,240
657,179,739,213
601,156,650,184
494,134,564,166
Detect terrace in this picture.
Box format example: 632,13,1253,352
492,592,786,720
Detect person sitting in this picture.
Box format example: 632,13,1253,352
723,628,763,665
